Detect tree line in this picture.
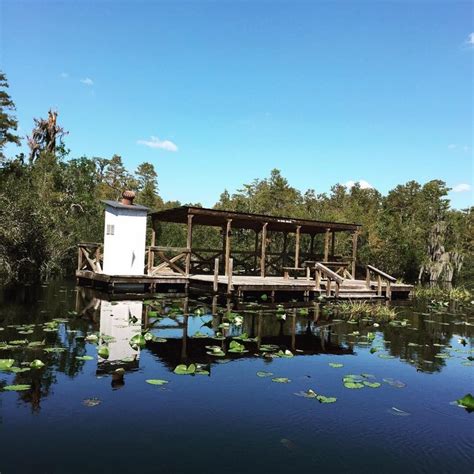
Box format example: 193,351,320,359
0,71,472,286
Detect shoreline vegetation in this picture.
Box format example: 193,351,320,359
0,71,472,287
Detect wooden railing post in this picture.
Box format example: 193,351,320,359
315,269,321,289
77,246,83,271
260,222,268,277
377,275,382,296
295,225,301,268
326,278,332,297
185,214,194,276
366,267,371,289
227,258,233,294
213,258,219,292
386,281,392,300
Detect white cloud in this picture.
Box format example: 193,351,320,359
137,136,178,152
452,183,472,193
80,77,94,86
467,32,474,46
60,72,69,79
344,180,373,190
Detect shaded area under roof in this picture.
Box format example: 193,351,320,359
150,206,360,234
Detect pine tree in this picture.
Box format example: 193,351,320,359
0,71,21,161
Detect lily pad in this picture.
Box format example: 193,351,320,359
344,381,365,389
173,363,196,375
363,381,381,388
30,359,45,369
82,398,101,407
98,346,109,359
272,377,291,383
3,384,31,391
329,363,343,368
146,379,169,386
383,378,406,388
0,359,15,371
316,395,337,403
456,393,474,411
75,355,94,361
256,371,274,378
129,334,146,350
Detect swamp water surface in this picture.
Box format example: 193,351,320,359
0,281,473,474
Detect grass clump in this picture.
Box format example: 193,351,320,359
413,286,472,305
335,301,396,321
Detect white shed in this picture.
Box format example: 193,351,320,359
102,192,149,276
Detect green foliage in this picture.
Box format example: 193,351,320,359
0,75,471,286
0,71,21,161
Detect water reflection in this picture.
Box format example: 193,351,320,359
1,283,472,413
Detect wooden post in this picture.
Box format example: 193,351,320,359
227,258,233,294
331,231,335,258
77,246,83,271
315,269,321,290
213,257,219,292
224,219,232,276
377,274,382,296
185,215,194,276
324,228,330,261
147,229,156,275
260,222,268,277
254,230,259,274
386,280,392,300
366,267,371,289
295,225,301,268
351,230,358,278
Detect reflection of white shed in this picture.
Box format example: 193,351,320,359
102,192,149,276
99,300,143,362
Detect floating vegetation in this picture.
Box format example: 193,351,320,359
192,331,207,339
145,379,169,386
97,346,109,359
456,393,474,411
363,381,381,388
228,341,248,354
256,371,274,378
0,359,15,371
82,398,101,407
205,345,226,357
174,364,196,375
276,349,293,358
272,377,291,383
2,384,31,391
30,359,45,369
44,347,66,353
414,286,472,304
383,378,406,388
129,334,146,350
259,344,279,353
75,355,94,361
328,362,343,368
378,354,395,359
294,389,337,403
336,301,396,321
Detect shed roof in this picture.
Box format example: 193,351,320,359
102,200,149,212
150,206,360,234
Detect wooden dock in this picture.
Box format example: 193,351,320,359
76,206,413,300
76,269,412,299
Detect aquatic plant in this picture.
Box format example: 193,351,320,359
456,393,474,411
336,301,396,321
413,286,472,304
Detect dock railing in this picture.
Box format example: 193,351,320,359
77,242,103,273
366,265,397,299
147,246,190,276
314,262,344,297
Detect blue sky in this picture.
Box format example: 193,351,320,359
1,0,473,208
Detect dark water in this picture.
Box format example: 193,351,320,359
1,280,473,474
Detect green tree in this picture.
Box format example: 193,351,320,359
0,71,21,161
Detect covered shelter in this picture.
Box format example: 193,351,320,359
149,206,361,279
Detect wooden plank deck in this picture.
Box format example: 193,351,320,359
76,269,413,299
